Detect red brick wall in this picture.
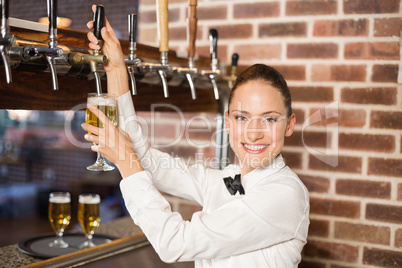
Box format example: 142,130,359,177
138,0,402,267
8,0,402,266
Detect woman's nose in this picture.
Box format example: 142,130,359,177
245,119,265,142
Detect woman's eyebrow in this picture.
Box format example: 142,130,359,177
231,109,283,116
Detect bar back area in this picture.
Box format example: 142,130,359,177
0,0,401,267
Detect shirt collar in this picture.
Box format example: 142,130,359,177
242,154,286,191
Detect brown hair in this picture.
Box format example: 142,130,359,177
229,64,292,118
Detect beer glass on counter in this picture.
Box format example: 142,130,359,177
86,93,117,171
78,193,101,249
48,192,71,248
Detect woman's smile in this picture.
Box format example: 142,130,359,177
242,143,269,154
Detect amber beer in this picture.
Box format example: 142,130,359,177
85,93,117,172
86,94,117,129
78,194,101,236
48,193,71,236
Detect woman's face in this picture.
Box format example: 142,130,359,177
225,80,295,175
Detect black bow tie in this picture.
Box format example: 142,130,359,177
223,174,245,195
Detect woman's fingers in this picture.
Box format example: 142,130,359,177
81,122,99,136
87,21,94,30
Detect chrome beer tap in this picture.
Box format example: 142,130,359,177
69,5,107,94
141,0,171,98
25,0,63,90
125,13,141,95
173,0,198,99
0,0,15,83
201,29,220,100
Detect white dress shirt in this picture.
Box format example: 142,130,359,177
117,92,310,267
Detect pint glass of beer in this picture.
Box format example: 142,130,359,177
48,192,71,248
78,194,101,249
86,93,117,171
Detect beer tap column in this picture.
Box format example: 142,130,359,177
91,5,106,95
201,29,220,100
45,0,62,91
68,5,106,93
156,0,170,98
174,0,198,100
0,0,16,83
125,14,141,95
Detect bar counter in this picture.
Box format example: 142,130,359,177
0,217,147,267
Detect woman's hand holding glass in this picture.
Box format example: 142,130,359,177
86,93,117,171
82,105,143,178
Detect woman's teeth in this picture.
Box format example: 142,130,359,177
243,144,268,151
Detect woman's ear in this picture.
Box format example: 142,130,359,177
285,113,296,137
224,111,230,134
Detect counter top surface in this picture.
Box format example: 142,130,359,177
0,216,142,268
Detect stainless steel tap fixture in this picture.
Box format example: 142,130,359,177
68,5,107,94
144,0,171,98
44,0,63,90
1,2,230,100
200,29,220,100
66,7,107,86
125,13,141,95
0,0,15,84
173,0,198,100
89,4,106,95
14,0,64,90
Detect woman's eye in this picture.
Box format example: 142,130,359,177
234,115,247,121
263,117,278,123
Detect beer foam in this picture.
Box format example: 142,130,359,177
87,96,115,106
49,195,71,203
79,195,101,204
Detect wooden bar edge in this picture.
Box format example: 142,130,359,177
21,233,148,268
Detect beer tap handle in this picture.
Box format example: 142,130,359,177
93,5,105,45
127,13,138,95
46,0,59,90
231,53,239,77
47,0,57,48
187,0,197,69
92,4,105,94
0,0,14,83
157,0,169,65
128,14,137,46
0,0,9,38
156,0,169,98
209,29,218,71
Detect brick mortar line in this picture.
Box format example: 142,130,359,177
306,236,401,254
309,191,401,204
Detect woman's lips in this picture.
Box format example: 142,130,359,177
242,143,268,154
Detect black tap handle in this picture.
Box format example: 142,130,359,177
93,4,105,40
1,0,9,20
1,0,9,21
128,14,137,43
231,53,239,67
209,29,218,60
47,0,57,30
0,0,10,37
